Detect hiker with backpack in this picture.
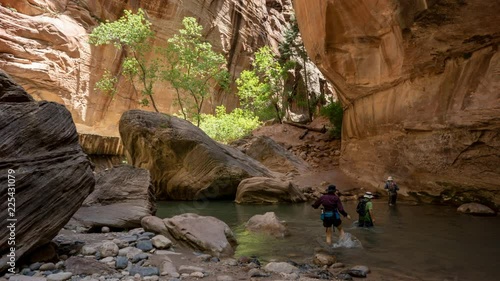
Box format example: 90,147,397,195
357,192,375,227
312,184,351,245
384,176,399,206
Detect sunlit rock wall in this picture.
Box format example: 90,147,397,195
294,0,500,207
0,0,296,137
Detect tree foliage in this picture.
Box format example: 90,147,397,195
199,105,261,143
163,17,229,126
89,9,161,111
320,100,343,139
236,46,291,122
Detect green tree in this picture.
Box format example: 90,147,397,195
162,17,229,127
89,9,161,112
236,46,291,123
279,16,315,121
320,99,343,139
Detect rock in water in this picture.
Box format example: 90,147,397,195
119,110,275,200
0,70,95,272
71,165,156,229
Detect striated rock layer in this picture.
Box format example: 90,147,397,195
294,0,500,207
0,70,95,272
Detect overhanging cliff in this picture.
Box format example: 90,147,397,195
294,0,500,207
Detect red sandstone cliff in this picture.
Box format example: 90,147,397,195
294,0,500,207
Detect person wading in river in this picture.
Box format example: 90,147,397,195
312,185,351,245
384,176,399,206
357,192,375,227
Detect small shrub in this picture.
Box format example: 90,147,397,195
199,105,261,143
320,101,343,139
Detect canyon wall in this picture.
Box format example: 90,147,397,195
0,0,298,138
294,0,500,207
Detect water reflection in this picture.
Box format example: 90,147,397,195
157,201,500,281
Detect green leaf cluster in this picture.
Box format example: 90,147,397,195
236,46,290,122
199,105,261,143
320,101,343,139
89,9,161,111
163,17,229,127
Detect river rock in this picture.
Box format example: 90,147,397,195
71,165,156,229
245,212,289,238
46,272,72,281
97,242,118,258
263,262,299,274
313,253,337,266
64,256,117,275
0,70,95,272
235,177,306,204
129,266,159,277
165,213,237,257
119,110,276,200
141,216,169,237
457,203,496,216
151,235,172,249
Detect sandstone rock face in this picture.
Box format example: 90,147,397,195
0,70,95,272
164,213,237,257
240,136,310,174
120,110,275,200
235,177,306,204
70,165,156,229
294,0,500,207
0,0,317,138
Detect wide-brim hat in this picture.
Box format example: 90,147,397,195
364,191,373,199
387,176,394,181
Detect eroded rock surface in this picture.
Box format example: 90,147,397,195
70,165,156,230
119,110,276,200
0,70,95,272
235,135,310,174
294,0,500,207
235,177,306,204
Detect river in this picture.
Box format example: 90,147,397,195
156,200,500,281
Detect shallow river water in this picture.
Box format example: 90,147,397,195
157,200,499,281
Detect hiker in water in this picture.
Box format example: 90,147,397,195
312,185,351,245
357,192,375,227
384,176,399,206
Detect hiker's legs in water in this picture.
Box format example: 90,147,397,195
325,227,333,245
389,193,397,205
336,225,345,238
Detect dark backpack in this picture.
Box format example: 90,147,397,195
356,200,367,216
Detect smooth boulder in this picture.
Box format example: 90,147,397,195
245,212,288,238
457,203,496,216
71,165,156,229
235,177,307,204
0,70,95,272
164,213,237,257
119,110,276,200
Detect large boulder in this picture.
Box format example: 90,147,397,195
164,213,237,257
241,136,310,174
0,70,95,272
294,0,500,207
457,203,496,216
235,177,307,204
119,110,276,200
70,165,156,230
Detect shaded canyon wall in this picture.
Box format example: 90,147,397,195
294,0,500,207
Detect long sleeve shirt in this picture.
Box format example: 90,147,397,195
311,193,348,217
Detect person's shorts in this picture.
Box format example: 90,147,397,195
323,217,342,228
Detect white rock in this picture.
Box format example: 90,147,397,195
151,235,172,249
